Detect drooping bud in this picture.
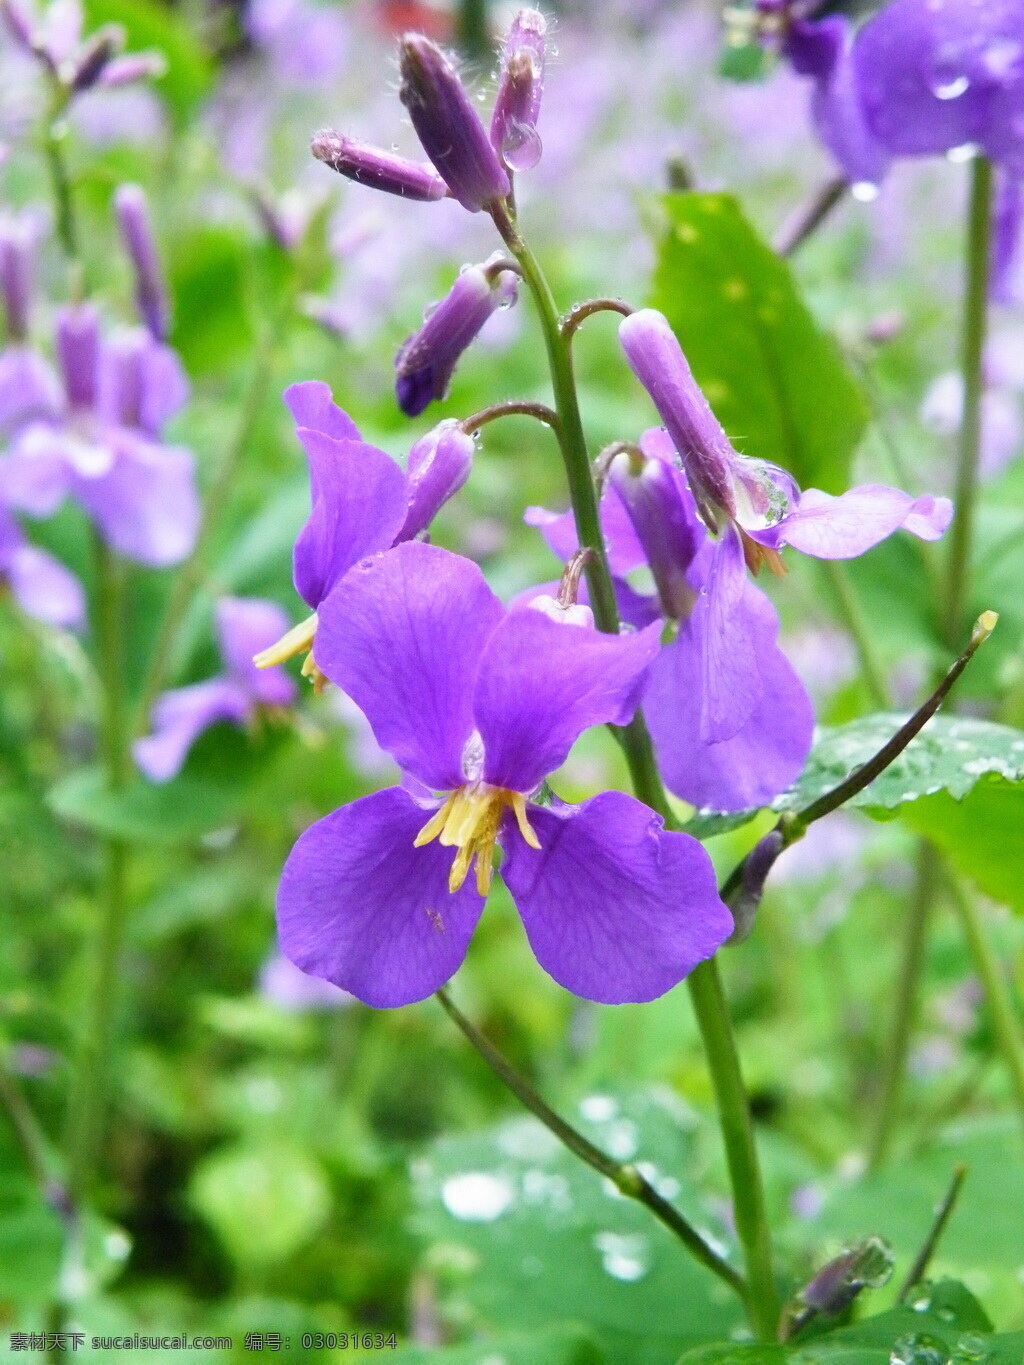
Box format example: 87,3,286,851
607,445,702,621
781,1236,894,1339
395,420,474,541
394,252,518,416
618,310,739,527
725,828,785,945
0,212,35,342
398,33,511,211
490,8,547,173
64,23,123,91
115,183,169,340
311,130,449,201
56,304,100,410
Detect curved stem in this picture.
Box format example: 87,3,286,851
489,198,779,1340
436,988,746,1297
944,156,993,648
460,399,560,436
774,176,848,259
897,1164,967,1301
561,297,636,344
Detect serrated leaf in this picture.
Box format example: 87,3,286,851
648,192,868,493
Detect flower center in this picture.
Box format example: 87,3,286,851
414,782,541,896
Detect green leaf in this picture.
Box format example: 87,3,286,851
412,1090,745,1365
393,1326,606,1364
899,777,1024,911
82,0,213,124
190,1142,332,1269
168,226,254,374
48,766,241,845
648,192,868,493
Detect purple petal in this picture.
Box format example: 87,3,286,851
608,447,705,619
0,347,62,434
292,428,408,609
474,606,661,794
644,590,814,812
277,786,486,1008
215,596,297,706
74,433,200,567
5,541,86,630
134,677,250,782
314,542,503,791
283,380,360,442
500,792,731,1004
524,484,646,578
757,484,953,559
0,425,76,516
56,305,100,411
696,528,763,744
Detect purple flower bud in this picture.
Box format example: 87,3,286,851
97,50,166,87
490,8,547,172
608,447,701,620
56,304,100,410
0,212,35,342
726,828,785,945
115,183,169,340
398,34,511,212
0,0,35,52
619,309,738,526
65,23,123,91
395,253,518,416
395,421,475,541
311,130,449,201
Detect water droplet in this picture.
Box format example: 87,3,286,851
593,1231,650,1282
580,1094,618,1122
441,1172,515,1222
955,1334,989,1361
890,1334,951,1365
852,181,880,202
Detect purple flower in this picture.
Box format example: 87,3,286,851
399,33,511,212
490,8,548,173
1,0,164,94
0,502,85,629
395,253,518,416
114,183,168,340
134,597,296,783
618,310,951,744
0,211,63,435
311,132,450,202
0,307,198,568
253,381,474,682
277,540,731,1007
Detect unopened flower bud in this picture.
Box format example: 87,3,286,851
0,212,35,342
619,309,738,526
608,446,701,621
398,34,511,211
395,421,474,541
56,304,100,410
98,50,167,87
65,24,124,91
725,828,785,945
395,253,518,416
311,130,449,201
115,183,169,340
490,8,547,172
780,1235,894,1339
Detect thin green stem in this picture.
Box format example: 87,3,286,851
822,560,890,708
436,988,747,1298
42,98,78,264
944,157,993,648
868,845,938,1170
946,872,1024,1140
898,1165,967,1301
774,176,848,258
489,200,779,1340
66,538,131,1204
0,1048,61,1198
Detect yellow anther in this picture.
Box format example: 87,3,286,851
253,613,317,669
414,783,542,896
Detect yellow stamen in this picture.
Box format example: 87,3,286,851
414,783,542,896
253,613,317,669
300,651,330,694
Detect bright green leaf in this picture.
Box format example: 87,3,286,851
83,0,213,124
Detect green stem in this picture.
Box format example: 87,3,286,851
944,156,993,648
868,845,938,1170
822,560,890,709
66,538,131,1204
897,1165,967,1301
436,989,747,1298
490,200,779,1341
42,98,78,264
946,872,1024,1140
455,0,490,57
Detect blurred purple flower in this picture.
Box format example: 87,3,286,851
259,951,355,1010
394,252,518,416
246,0,349,85
135,597,296,783
0,209,63,435
0,501,85,628
1,0,165,94
254,380,473,684
619,309,951,743
277,540,730,1007
114,183,168,340
0,306,199,567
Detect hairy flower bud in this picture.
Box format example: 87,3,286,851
115,183,169,340
619,309,738,526
394,253,518,416
395,421,475,541
398,34,511,211
490,8,547,172
311,130,449,201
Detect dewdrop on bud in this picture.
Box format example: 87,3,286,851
490,8,547,172
398,33,510,211
311,131,450,201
